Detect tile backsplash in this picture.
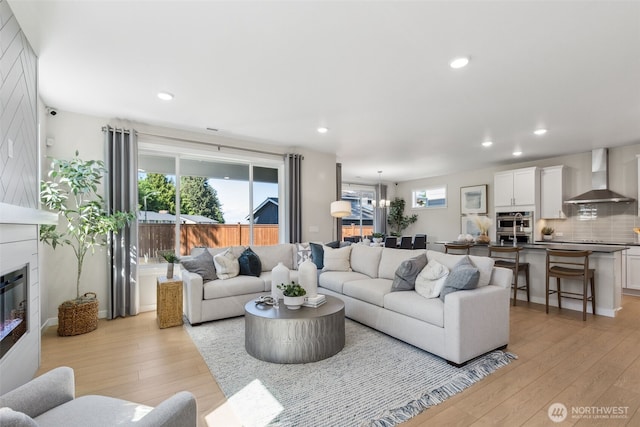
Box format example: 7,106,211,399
542,202,639,243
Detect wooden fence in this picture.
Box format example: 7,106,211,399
138,223,373,260
138,223,280,258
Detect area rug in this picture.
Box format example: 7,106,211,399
185,317,516,427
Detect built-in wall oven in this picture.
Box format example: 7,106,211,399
496,211,534,245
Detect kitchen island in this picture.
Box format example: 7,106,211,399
434,241,629,318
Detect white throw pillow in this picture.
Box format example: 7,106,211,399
322,245,352,272
415,259,449,299
213,248,240,280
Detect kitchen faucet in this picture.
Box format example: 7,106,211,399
513,212,523,247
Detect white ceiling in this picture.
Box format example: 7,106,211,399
8,0,640,183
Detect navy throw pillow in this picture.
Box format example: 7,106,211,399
310,242,324,270
238,248,262,277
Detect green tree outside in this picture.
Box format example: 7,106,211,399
180,176,225,223
138,173,176,213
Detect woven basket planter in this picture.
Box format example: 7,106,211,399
57,292,99,336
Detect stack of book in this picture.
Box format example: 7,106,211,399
303,294,326,308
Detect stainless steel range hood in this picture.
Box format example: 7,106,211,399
564,148,635,204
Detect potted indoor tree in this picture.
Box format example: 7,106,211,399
40,151,135,336
277,282,307,310
387,197,418,237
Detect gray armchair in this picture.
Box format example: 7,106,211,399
0,367,197,426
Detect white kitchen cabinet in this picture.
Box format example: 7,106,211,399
494,167,539,212
627,246,640,290
540,165,566,219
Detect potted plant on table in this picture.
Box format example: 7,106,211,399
371,232,384,244
40,151,135,336
277,282,307,310
161,251,180,279
541,227,554,241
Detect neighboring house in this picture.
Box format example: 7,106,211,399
180,214,218,224
247,197,278,224
341,196,374,226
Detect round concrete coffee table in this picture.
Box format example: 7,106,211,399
244,295,345,363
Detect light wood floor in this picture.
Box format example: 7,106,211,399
38,296,640,426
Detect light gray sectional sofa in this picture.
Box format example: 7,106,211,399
181,243,512,365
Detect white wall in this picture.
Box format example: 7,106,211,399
41,110,337,323
396,143,640,244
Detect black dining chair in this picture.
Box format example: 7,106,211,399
413,235,427,249
399,236,413,249
384,237,397,248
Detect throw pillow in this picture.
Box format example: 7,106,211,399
309,242,324,269
322,245,352,271
439,256,480,301
325,240,340,249
391,253,428,291
415,259,449,299
238,247,262,277
0,407,38,427
296,242,312,266
213,248,240,280
180,250,217,282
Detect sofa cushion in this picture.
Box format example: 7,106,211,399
203,276,266,299
251,244,294,271
213,248,240,280
296,242,312,266
427,250,494,287
319,271,370,294
238,248,262,277
310,242,324,269
0,408,37,427
350,244,383,278
383,291,444,327
343,278,393,307
439,256,480,301
391,253,428,291
181,250,217,281
415,259,449,299
322,245,352,271
378,248,427,280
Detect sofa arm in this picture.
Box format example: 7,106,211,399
138,391,197,427
181,268,204,324
444,285,511,364
0,367,75,418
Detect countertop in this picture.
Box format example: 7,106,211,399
435,240,632,253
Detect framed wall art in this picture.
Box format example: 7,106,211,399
460,184,487,214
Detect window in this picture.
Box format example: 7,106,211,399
138,151,282,264
412,186,447,209
340,185,376,238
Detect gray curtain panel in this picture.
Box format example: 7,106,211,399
336,163,343,242
375,184,388,235
285,153,303,243
104,126,139,318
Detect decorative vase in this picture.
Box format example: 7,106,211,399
475,233,491,244
283,295,305,310
543,234,553,241
166,263,174,279
299,259,318,298
271,262,290,300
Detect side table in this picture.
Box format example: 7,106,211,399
157,276,183,328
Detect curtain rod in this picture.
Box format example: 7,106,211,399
134,130,288,158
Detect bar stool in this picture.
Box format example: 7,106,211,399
488,246,530,306
545,249,595,321
444,243,471,254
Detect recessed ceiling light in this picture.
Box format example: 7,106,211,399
534,128,547,136
449,57,470,69
482,141,493,147
157,92,174,101
513,150,523,156
317,127,329,134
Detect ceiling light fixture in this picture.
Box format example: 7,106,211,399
157,92,174,101
371,171,390,209
534,128,547,136
317,127,329,134
513,151,523,156
449,57,470,69
482,141,493,147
